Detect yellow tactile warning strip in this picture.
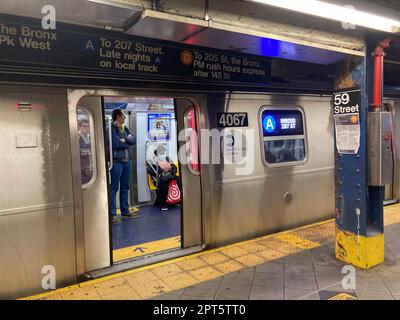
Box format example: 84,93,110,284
275,234,320,250
113,236,181,262
292,221,337,246
328,293,358,300
23,203,400,300
383,203,400,225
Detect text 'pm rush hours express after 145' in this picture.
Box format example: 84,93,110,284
0,15,270,84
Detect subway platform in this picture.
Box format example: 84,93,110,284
24,204,400,301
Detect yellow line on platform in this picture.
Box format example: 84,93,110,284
384,202,400,209
384,203,400,226
24,219,334,299
23,203,400,300
328,293,358,300
20,285,80,300
275,234,320,250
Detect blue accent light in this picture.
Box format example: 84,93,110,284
259,38,281,58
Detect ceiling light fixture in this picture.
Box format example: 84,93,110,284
247,0,400,33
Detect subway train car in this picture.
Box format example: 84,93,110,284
1,84,400,299
384,97,400,203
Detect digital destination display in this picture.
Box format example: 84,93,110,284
261,109,304,137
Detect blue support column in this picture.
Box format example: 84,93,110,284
335,58,368,235
335,40,385,269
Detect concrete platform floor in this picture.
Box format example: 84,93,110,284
25,204,400,300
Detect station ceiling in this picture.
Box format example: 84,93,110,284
0,0,140,30
359,0,400,14
0,0,363,65
0,0,397,88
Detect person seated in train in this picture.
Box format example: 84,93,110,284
109,108,138,224
279,150,297,162
147,148,181,212
265,149,277,164
78,119,92,185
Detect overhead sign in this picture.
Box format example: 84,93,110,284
0,14,271,85
261,109,304,137
333,88,361,154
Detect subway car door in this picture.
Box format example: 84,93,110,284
69,94,111,273
175,98,203,248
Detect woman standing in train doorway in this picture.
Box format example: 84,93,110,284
109,108,138,224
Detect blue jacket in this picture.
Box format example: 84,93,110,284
110,123,136,162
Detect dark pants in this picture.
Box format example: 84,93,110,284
110,161,131,216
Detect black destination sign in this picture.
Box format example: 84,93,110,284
0,14,271,85
217,113,249,127
333,88,361,115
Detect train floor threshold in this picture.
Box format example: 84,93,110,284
24,204,400,300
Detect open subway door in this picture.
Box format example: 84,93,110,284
69,93,111,273
69,90,204,277
176,98,203,248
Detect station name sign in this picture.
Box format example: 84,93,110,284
333,88,362,154
0,14,271,85
333,89,361,115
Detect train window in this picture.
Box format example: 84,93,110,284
77,106,97,188
183,106,200,174
259,107,307,166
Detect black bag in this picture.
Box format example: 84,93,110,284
159,170,174,183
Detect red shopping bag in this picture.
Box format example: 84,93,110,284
166,179,181,204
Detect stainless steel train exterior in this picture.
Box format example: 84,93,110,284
384,97,400,202
1,83,399,299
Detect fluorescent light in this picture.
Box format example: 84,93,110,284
247,0,400,33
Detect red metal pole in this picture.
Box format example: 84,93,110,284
371,39,391,111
